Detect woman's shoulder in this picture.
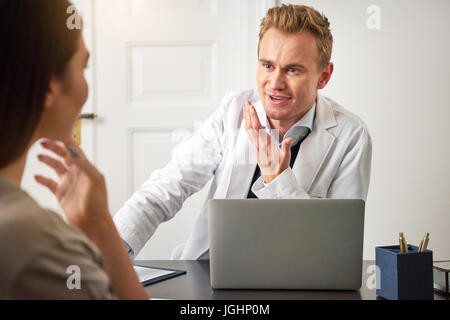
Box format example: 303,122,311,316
0,182,115,299
1,189,100,256
1,185,80,240
0,182,103,293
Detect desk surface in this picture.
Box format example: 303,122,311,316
135,260,446,300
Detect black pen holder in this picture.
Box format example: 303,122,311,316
375,245,433,300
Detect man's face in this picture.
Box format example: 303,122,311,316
257,28,327,125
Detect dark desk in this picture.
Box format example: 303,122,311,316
135,260,446,300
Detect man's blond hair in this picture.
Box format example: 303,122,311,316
259,4,333,71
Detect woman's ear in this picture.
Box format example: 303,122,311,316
44,76,59,109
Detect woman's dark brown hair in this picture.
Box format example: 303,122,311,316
0,0,81,168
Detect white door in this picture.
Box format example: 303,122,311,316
89,0,276,259
21,0,277,259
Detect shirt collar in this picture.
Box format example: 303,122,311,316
261,100,317,145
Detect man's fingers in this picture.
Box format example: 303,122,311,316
281,138,293,152
34,175,58,194
244,100,280,172
243,102,251,130
247,101,263,130
244,102,258,148
37,154,67,177
258,129,268,158
244,100,265,145
281,138,293,164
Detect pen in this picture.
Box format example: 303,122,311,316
418,233,429,252
399,232,408,253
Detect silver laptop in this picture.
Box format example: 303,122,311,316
208,199,365,290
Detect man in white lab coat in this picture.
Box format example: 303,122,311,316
113,4,372,260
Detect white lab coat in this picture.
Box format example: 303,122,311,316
113,88,372,260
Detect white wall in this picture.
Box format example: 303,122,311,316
282,0,450,260
22,0,450,261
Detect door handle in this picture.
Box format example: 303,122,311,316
79,113,98,120
72,113,99,145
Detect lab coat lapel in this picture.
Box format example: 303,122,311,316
293,94,337,193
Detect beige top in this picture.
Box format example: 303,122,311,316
0,176,117,299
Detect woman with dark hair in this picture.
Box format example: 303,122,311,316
0,0,148,299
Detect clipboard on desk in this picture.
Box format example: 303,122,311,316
134,264,186,286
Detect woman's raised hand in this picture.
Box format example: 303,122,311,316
35,139,110,233
36,139,150,300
